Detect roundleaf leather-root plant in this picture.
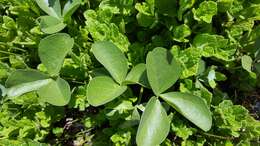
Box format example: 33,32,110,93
1,33,74,106
87,41,212,146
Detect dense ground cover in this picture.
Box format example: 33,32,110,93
0,0,260,145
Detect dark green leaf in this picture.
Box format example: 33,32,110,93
92,41,128,84
155,0,177,16
136,97,170,146
146,47,182,95
38,33,74,76
87,76,127,106
160,92,212,131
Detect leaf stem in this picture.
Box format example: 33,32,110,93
0,50,17,55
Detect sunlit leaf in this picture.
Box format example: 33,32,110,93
160,92,212,131
136,97,170,146
92,41,128,84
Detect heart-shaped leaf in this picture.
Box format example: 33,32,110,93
5,69,49,87
7,79,52,97
124,63,150,88
146,47,182,95
37,77,71,106
136,97,170,146
35,0,62,18
39,16,66,34
87,76,127,106
39,33,74,76
160,92,212,131
92,41,128,84
62,0,81,21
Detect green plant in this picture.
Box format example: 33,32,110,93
86,41,212,146
35,0,81,34
2,33,74,106
0,0,259,145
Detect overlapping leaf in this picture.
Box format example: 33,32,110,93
38,33,74,76
92,41,128,84
38,77,71,106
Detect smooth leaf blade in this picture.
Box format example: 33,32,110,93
92,41,128,84
7,79,52,97
37,78,71,106
160,92,212,131
136,97,170,146
35,0,62,18
40,16,66,34
5,69,49,88
146,47,182,95
39,33,74,76
87,76,127,106
62,0,81,21
124,63,150,88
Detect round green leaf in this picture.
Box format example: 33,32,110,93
136,97,170,146
92,41,128,84
35,0,62,18
124,63,150,88
160,92,212,131
37,77,71,106
5,69,49,87
146,47,182,95
87,76,127,106
39,33,74,76
40,16,66,34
